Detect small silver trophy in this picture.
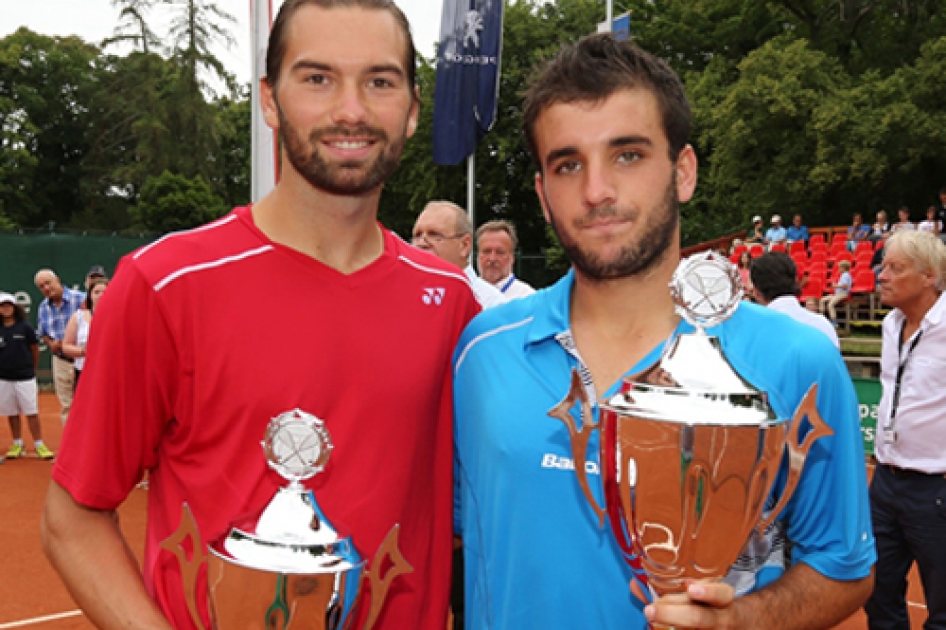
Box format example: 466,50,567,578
552,251,833,599
163,409,411,630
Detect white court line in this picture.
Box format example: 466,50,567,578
0,610,83,628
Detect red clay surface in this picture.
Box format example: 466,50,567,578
0,393,927,629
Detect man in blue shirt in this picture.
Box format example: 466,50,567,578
764,215,788,247
454,34,874,630
35,269,85,423
786,214,809,243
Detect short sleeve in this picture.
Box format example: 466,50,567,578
52,260,180,510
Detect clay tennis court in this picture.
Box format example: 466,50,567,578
0,393,928,629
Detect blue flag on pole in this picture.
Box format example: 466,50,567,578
432,0,504,166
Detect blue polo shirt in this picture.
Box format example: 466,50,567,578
453,270,874,630
786,225,809,242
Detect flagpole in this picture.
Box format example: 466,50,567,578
467,153,475,228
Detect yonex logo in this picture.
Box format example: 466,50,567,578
422,288,446,306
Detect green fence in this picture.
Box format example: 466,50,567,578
0,232,154,381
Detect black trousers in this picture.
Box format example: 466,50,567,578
865,463,946,630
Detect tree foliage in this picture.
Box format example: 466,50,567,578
133,170,226,233
1,0,945,279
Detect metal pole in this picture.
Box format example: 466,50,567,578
467,153,476,266
606,0,613,31
467,153,476,227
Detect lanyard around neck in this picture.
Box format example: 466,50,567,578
884,320,923,442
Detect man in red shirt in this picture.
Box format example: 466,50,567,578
40,2,479,629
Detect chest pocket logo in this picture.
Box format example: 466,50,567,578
422,288,446,306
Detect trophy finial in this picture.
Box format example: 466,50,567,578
262,408,333,486
669,250,743,331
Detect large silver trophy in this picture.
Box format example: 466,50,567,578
551,251,832,599
161,409,411,630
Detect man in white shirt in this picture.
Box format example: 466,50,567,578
749,252,839,348
866,229,946,630
476,220,536,299
412,201,508,309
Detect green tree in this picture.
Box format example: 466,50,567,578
0,29,99,228
132,170,226,233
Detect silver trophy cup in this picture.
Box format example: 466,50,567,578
552,252,833,598
161,409,411,630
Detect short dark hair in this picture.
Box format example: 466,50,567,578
265,0,416,91
750,252,799,301
522,34,691,167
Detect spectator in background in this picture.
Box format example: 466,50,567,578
846,213,871,252
938,187,946,243
0,293,54,460
745,215,764,244
476,220,535,299
869,210,891,243
871,236,887,283
62,278,109,391
820,259,853,327
892,206,915,233
412,201,507,309
34,269,85,424
918,206,942,235
764,214,787,248
84,265,108,291
750,253,839,347
785,214,809,244
737,250,753,295
866,230,946,630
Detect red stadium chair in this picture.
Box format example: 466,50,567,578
854,240,873,256
789,240,807,255
809,233,827,249
791,252,809,268
799,278,824,303
809,250,827,265
851,269,875,294
770,243,787,253
732,244,747,257
831,232,848,247
829,249,853,267
854,251,873,269
749,244,764,258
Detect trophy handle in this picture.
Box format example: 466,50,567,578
362,524,413,630
158,503,210,630
548,369,607,528
758,384,834,532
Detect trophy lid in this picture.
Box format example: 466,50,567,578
208,409,364,574
603,251,779,426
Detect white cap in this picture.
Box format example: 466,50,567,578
752,215,762,223
771,214,782,223
0,292,15,305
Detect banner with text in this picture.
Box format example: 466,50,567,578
432,0,504,165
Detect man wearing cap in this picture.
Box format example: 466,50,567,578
745,215,764,244
34,269,85,423
764,215,787,248
84,265,108,290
